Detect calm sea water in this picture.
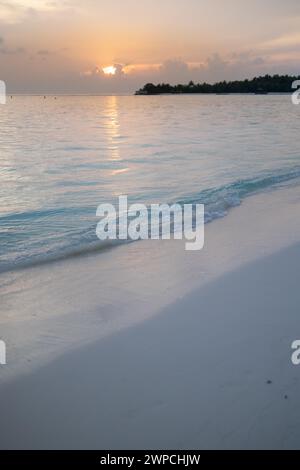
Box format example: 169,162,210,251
1,94,300,271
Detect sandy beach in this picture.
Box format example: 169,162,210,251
0,184,300,449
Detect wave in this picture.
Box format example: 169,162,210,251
1,166,300,274
181,165,300,222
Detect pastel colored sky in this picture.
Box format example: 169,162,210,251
1,0,300,93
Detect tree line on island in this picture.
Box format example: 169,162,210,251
135,75,300,95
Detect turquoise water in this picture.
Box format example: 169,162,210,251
1,94,300,271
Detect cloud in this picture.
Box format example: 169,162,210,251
76,51,271,93
113,63,125,76
83,63,125,78
254,32,300,66
259,33,300,54
0,46,25,54
37,49,50,55
0,36,26,54
1,48,294,94
0,0,76,24
160,59,189,79
125,52,266,85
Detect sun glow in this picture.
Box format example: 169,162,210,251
102,65,117,75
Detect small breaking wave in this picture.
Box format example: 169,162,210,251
1,166,300,273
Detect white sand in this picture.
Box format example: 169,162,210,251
1,184,300,448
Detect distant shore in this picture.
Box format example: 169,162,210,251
135,74,299,95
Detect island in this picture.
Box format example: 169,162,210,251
135,74,300,95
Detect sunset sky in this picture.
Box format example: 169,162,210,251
1,0,300,93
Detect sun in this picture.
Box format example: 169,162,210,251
102,65,117,76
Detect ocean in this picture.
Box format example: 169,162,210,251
1,93,300,272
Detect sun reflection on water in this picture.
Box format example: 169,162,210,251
104,96,121,162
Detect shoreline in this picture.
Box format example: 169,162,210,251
135,74,299,95
1,183,300,384
1,184,300,447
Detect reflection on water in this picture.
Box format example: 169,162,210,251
104,95,121,162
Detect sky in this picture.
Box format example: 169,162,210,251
1,0,300,93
